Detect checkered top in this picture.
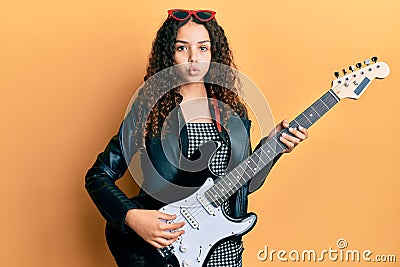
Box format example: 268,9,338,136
186,122,229,176
186,122,243,267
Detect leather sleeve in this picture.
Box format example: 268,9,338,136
85,113,143,233
248,136,282,193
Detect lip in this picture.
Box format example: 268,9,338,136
188,66,200,72
187,65,201,76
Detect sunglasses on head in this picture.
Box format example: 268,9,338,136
168,9,216,22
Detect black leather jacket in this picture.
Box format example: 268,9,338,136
85,98,280,233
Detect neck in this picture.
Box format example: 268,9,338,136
179,82,207,101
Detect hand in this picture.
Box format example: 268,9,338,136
124,209,185,249
269,119,308,153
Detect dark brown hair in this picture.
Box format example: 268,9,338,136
136,15,247,140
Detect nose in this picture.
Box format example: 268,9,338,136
188,46,198,62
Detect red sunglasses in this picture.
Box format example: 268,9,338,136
167,9,216,22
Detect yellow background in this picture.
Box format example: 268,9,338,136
1,0,399,266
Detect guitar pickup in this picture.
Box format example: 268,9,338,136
180,207,199,229
196,194,215,215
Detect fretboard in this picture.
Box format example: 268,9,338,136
205,89,340,207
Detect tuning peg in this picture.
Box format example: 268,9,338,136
364,59,371,65
371,56,378,63
342,69,347,75
349,65,356,72
334,71,340,78
356,62,362,69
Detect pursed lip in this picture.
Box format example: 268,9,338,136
187,64,201,76
188,65,200,72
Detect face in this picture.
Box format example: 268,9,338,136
173,21,211,82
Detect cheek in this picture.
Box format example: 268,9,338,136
173,53,186,65
203,50,212,61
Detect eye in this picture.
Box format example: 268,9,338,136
199,46,209,52
176,45,187,51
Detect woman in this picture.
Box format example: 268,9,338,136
85,9,308,267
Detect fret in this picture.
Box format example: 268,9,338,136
260,145,274,161
296,113,312,128
271,136,286,151
219,174,233,192
290,119,301,129
319,98,329,109
216,177,231,195
266,141,281,158
246,157,259,175
205,192,215,205
253,149,268,166
216,175,235,195
310,105,321,118
235,162,251,181
313,100,328,117
227,169,243,189
224,169,238,186
301,111,314,125
304,106,320,124
214,187,233,203
206,89,340,206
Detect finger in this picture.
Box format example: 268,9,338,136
282,119,289,128
298,125,308,138
279,136,295,151
149,240,164,249
272,119,288,133
159,229,185,240
288,127,306,140
160,236,180,247
158,211,177,221
281,132,300,146
153,237,174,247
163,221,185,231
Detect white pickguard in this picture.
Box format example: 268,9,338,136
159,178,257,267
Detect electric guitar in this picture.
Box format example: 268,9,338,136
106,58,390,267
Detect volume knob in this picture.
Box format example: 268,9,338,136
180,243,188,252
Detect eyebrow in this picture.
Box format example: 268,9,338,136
175,40,211,44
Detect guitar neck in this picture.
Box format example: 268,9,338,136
205,89,340,206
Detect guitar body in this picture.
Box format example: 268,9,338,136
106,178,257,267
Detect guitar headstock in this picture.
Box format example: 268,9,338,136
331,57,390,100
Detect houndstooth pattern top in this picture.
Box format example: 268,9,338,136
186,122,244,267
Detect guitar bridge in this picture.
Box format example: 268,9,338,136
157,244,174,259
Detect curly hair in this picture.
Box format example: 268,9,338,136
135,15,247,140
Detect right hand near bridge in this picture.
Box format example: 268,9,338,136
124,209,185,249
